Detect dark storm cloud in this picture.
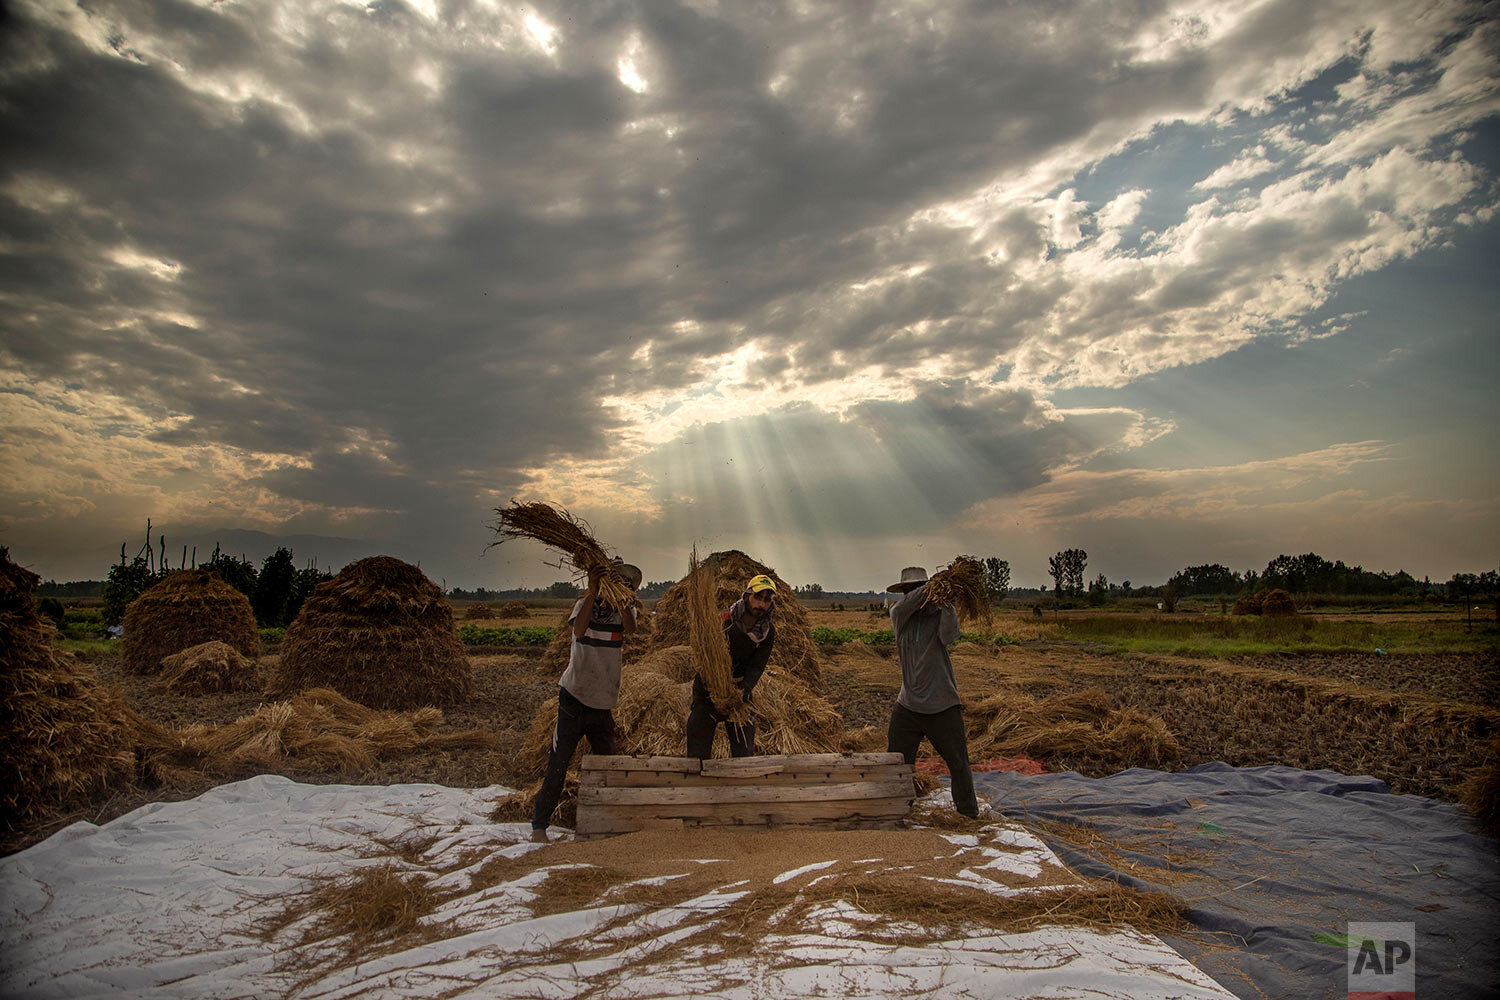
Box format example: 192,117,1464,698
1,0,1494,585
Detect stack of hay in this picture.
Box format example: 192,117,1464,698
496,600,530,619
268,556,472,710
0,548,138,830
964,688,1180,768
121,569,262,676
462,603,493,620
1231,589,1298,616
648,550,822,688
502,551,844,825
159,640,261,694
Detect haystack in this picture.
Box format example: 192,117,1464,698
1260,589,1297,616
965,688,1180,768
496,600,530,619
268,556,472,710
1459,735,1499,836
159,640,260,694
121,569,262,675
1,548,137,828
1231,589,1297,616
647,550,822,689
462,603,493,620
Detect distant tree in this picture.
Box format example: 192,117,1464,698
1048,549,1087,598
546,580,581,598
638,580,673,599
1088,573,1109,606
252,547,296,628
1048,552,1066,598
982,558,1010,602
1167,563,1240,596
797,582,825,598
102,557,162,627
287,563,333,623
200,544,257,598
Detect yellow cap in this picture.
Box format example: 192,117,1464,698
746,574,777,594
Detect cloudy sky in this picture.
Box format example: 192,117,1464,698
1,0,1497,592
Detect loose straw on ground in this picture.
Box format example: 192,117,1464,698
688,548,748,722
922,556,992,627
489,501,636,611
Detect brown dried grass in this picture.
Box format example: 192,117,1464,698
496,600,530,619
923,556,992,627
965,688,1181,767
462,603,493,620
1261,589,1298,616
139,687,498,782
1457,735,1499,835
1,548,139,828
489,501,637,610
688,549,747,722
121,569,262,675
158,640,259,694
268,556,472,710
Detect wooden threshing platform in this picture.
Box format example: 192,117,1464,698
575,752,915,839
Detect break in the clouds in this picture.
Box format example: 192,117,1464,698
1,0,1497,588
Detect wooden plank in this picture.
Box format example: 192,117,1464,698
574,796,914,835
579,778,912,807
600,766,913,788
580,755,701,773
700,758,785,778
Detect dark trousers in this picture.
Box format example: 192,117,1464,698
888,702,978,818
685,687,757,758
533,687,616,830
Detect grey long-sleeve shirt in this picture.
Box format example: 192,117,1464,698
890,583,961,713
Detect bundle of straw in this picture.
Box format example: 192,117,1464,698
489,501,636,611
687,548,747,722
921,556,992,626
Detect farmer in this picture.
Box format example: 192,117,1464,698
531,558,642,843
886,566,979,818
686,574,777,758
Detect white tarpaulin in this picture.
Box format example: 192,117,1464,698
1,775,1237,999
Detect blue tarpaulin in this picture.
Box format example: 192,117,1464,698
972,763,1500,1000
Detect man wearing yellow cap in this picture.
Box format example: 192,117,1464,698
686,574,777,758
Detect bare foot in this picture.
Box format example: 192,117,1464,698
529,827,549,844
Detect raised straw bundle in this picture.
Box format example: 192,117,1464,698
268,556,472,710
687,549,747,722
489,501,637,612
121,568,262,675
922,556,992,627
1,548,138,829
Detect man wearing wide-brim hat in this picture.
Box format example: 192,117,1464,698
885,566,979,818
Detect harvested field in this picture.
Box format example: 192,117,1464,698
4,607,1496,853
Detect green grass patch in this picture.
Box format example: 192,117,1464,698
811,626,1019,647
57,637,119,657
1057,615,1498,656
259,627,288,645
458,624,556,647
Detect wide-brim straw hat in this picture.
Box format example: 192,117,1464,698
611,557,643,590
887,566,928,593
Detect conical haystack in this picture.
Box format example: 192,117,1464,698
1,548,138,828
121,569,262,675
268,556,472,709
647,550,822,689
